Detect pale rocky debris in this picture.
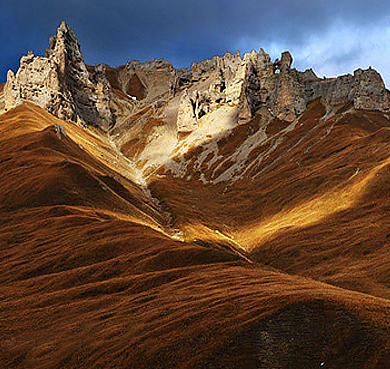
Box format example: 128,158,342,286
110,46,390,178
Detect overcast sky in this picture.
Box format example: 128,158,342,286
1,0,390,85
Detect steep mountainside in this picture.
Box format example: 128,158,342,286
2,22,390,368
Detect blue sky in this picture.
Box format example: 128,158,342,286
2,0,390,85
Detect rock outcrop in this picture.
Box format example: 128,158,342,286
109,58,175,103
176,48,390,129
4,21,115,131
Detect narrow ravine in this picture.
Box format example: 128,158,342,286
107,135,179,237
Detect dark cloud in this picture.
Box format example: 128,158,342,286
1,0,390,83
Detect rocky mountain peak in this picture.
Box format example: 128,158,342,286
45,20,89,83
4,21,115,131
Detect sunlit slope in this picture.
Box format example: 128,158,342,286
247,155,390,299
237,156,390,250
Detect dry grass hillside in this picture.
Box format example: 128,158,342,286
2,103,390,368
148,100,390,301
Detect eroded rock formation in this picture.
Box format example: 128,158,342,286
176,90,199,132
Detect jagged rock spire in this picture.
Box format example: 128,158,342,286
4,21,115,131
45,21,90,83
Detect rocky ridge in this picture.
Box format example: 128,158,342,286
176,48,390,129
4,22,390,135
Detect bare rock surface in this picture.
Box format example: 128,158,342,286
176,90,199,132
54,123,67,139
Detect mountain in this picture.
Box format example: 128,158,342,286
1,21,390,368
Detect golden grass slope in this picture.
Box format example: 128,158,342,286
0,102,167,229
